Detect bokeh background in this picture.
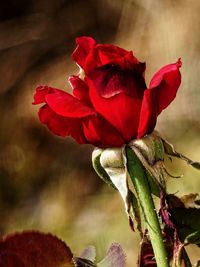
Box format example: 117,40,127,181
0,0,200,265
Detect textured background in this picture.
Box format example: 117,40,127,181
0,0,200,265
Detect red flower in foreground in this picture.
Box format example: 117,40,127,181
33,37,182,147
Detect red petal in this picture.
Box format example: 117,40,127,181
83,114,125,147
88,66,146,98
137,89,157,138
93,44,138,67
85,44,142,73
68,75,91,106
87,77,142,142
39,105,87,144
72,36,96,69
45,90,95,118
149,58,182,114
39,104,124,147
33,86,57,104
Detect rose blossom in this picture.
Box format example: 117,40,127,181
33,37,182,147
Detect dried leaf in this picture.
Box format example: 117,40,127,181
92,148,116,188
194,260,200,267
160,191,175,229
167,194,185,208
99,147,135,230
129,132,165,165
97,243,126,267
167,194,200,246
129,132,166,193
180,194,200,209
0,231,73,267
170,208,200,246
172,240,184,267
99,148,128,207
138,237,156,267
162,138,200,170
129,191,142,233
145,171,161,197
160,194,195,267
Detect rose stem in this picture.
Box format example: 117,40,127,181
126,147,169,267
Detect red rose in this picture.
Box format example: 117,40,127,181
33,36,182,147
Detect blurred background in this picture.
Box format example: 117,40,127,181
0,0,200,265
